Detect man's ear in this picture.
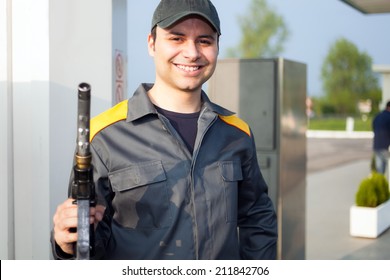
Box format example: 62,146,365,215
147,34,155,57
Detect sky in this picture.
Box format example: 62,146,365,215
127,0,390,97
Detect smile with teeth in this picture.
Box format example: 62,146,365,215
176,64,201,72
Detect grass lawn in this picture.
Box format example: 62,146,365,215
308,116,372,131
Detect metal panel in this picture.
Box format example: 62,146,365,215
277,58,307,260
208,59,240,114
208,58,307,260
239,60,276,151
209,59,276,150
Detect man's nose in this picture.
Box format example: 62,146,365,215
182,41,201,61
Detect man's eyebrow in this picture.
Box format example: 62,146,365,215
167,31,185,36
167,31,216,40
198,34,216,41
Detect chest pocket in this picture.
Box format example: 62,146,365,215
219,160,243,223
108,160,172,229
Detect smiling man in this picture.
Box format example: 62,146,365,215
51,0,277,260
148,15,218,113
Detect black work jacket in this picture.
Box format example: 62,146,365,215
53,83,277,260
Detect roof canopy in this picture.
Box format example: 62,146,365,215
340,0,390,14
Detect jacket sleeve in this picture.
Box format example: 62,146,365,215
87,142,114,259
237,134,278,260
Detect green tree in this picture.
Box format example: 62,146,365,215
321,37,381,116
225,0,289,58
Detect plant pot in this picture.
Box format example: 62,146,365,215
350,199,390,238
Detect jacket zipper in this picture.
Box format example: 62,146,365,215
190,107,218,259
159,109,218,259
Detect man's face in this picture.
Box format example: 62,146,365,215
148,16,219,94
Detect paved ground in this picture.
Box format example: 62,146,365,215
307,137,373,174
305,135,390,260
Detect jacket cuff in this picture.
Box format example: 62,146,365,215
50,230,74,260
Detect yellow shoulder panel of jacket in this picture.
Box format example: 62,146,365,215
90,99,128,141
219,115,251,137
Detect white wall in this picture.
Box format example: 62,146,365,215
11,0,50,259
373,65,390,109
0,0,14,260
0,0,127,259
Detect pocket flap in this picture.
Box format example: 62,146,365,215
109,160,166,192
219,160,243,182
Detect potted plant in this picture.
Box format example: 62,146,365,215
350,171,390,238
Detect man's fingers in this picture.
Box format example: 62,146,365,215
94,204,106,222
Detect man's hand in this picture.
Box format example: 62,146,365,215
52,198,104,255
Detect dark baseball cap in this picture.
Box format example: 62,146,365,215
151,0,221,35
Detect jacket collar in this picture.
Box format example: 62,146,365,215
127,83,234,122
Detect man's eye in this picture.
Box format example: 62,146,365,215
200,40,211,45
